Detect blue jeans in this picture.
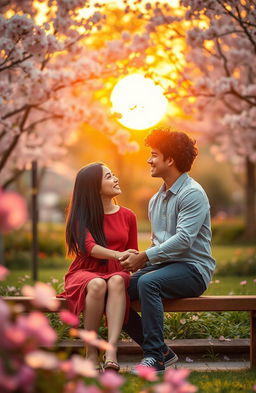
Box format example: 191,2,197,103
123,262,206,360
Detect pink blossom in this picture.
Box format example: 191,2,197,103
252,385,256,391
70,354,97,378
0,189,27,233
59,310,79,327
164,368,190,384
0,298,10,325
21,282,60,311
16,311,57,347
192,315,198,321
133,365,157,381
180,319,186,325
0,265,9,281
78,329,113,351
240,280,247,286
99,370,124,389
25,350,59,369
4,325,27,347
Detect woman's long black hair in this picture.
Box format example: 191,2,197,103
66,163,107,257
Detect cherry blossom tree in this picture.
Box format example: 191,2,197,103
0,0,151,188
138,0,256,239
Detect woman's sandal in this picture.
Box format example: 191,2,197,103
103,355,120,372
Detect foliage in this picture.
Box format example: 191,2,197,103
188,370,256,393
211,218,245,245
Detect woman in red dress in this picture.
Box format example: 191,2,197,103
59,163,138,371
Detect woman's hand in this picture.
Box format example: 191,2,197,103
115,249,139,260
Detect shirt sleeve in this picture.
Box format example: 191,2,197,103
126,212,138,250
146,189,209,264
84,230,97,256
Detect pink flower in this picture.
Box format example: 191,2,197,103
99,370,124,389
134,365,157,381
78,329,113,351
22,282,60,311
70,355,97,378
59,310,79,327
240,280,247,286
16,311,57,347
252,384,256,391
164,368,190,384
25,350,59,370
218,335,225,341
0,298,10,325
253,279,256,283
0,189,27,233
180,319,186,325
192,315,199,321
0,265,9,281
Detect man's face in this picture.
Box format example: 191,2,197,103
147,148,171,178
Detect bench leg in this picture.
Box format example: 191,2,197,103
251,311,256,369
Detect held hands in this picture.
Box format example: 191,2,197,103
114,249,139,260
120,251,148,273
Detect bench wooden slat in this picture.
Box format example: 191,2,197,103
3,295,256,312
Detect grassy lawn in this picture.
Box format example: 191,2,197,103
2,270,255,295
122,370,256,393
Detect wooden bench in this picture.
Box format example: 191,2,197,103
3,295,256,369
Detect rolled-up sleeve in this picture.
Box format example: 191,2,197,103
146,189,209,264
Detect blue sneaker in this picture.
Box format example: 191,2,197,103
163,347,178,367
131,357,165,375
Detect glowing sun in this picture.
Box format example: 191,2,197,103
111,74,168,130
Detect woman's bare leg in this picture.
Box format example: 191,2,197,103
83,278,107,364
105,275,126,363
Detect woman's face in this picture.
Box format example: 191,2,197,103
100,166,121,198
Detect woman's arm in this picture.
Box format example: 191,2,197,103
90,245,132,260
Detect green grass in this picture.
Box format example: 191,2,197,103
121,371,256,393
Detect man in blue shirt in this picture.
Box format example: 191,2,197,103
121,128,216,373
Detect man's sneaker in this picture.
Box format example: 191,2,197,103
131,357,165,375
163,347,178,367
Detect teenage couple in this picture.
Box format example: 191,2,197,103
59,128,216,373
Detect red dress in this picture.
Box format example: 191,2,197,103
57,206,138,324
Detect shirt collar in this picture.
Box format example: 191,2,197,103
159,173,189,196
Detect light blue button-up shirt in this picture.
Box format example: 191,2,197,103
145,173,216,287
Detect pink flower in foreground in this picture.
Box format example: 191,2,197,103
252,384,256,391
78,329,113,351
70,354,97,378
0,298,10,325
164,368,190,384
253,279,256,283
99,370,124,389
59,310,79,327
0,265,9,281
25,350,59,370
164,369,197,393
16,311,57,346
134,365,157,381
0,189,28,233
22,282,60,310
240,280,247,286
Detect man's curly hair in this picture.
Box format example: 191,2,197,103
145,128,198,172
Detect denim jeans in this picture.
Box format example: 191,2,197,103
123,262,206,361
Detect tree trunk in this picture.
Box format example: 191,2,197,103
245,158,256,240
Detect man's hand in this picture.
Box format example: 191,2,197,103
120,251,148,273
